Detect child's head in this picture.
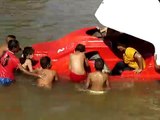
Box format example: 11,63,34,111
8,40,20,53
40,56,52,69
22,47,34,59
5,35,16,43
95,58,104,71
75,44,85,52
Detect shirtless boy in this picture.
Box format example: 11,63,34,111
85,58,110,94
0,40,40,86
37,56,58,89
69,44,89,82
0,35,16,57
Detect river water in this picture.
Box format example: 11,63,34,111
0,0,160,120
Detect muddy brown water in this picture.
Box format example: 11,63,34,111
0,0,160,120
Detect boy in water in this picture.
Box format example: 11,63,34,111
0,40,40,86
37,56,58,89
85,58,110,94
69,44,89,82
0,35,16,57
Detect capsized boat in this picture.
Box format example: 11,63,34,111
32,27,160,82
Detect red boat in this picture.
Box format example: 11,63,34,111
32,27,160,82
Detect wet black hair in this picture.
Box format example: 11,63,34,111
22,47,34,58
8,40,19,51
75,44,85,52
20,47,34,64
95,58,104,71
7,35,16,39
40,56,51,69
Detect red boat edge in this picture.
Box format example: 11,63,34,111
32,26,160,82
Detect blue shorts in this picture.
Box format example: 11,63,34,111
0,78,13,86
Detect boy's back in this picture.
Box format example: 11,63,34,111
37,56,58,89
86,58,110,92
70,52,86,75
69,44,89,82
88,71,108,91
37,69,58,89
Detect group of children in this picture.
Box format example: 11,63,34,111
0,35,110,94
0,30,146,95
69,44,110,94
68,26,147,93
0,35,58,89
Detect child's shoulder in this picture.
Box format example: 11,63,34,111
26,58,32,62
24,58,32,64
0,43,7,48
48,69,57,76
88,71,96,76
0,44,8,53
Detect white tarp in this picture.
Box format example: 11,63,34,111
95,0,160,64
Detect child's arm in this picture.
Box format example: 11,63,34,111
84,54,89,68
32,67,41,73
85,74,91,89
106,74,111,89
18,64,40,78
54,71,58,81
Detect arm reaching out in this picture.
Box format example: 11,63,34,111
105,74,110,89
18,64,40,78
84,56,89,67
54,71,58,81
85,74,91,89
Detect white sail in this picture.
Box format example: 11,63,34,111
95,0,160,64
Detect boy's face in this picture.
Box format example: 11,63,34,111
28,54,33,59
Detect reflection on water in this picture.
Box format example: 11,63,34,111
0,0,160,120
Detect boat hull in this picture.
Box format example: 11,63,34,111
32,27,160,82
